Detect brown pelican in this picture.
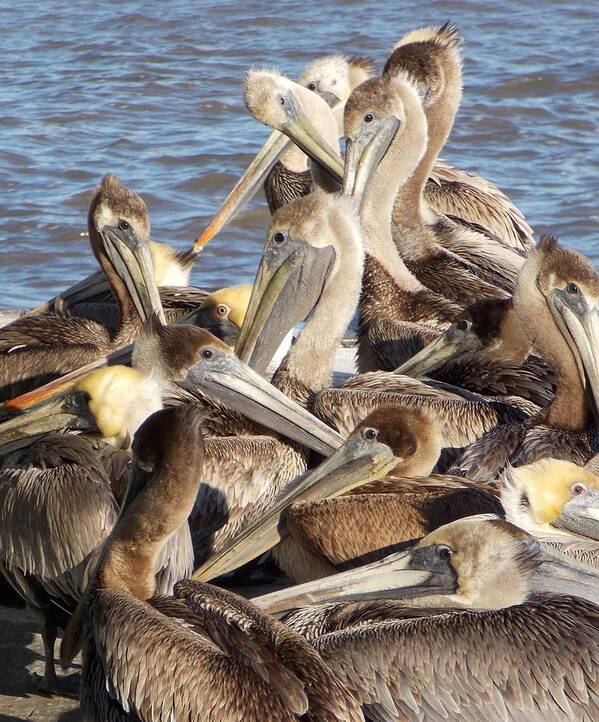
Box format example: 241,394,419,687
61,405,364,722
261,520,599,721
384,24,527,297
0,176,164,400
453,235,599,478
396,297,556,405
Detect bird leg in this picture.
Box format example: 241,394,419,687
30,615,78,697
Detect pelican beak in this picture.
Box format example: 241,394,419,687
253,544,457,614
343,116,400,206
235,238,335,374
552,488,599,540
533,547,599,605
279,90,344,183
550,288,599,418
177,349,344,455
193,431,399,581
193,129,290,250
0,391,96,455
101,225,165,324
394,325,483,377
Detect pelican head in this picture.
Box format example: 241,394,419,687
298,54,374,118
502,459,599,541
343,71,427,207
187,284,253,345
352,405,442,477
88,175,164,323
384,22,463,111
515,234,599,427
254,515,599,614
396,298,528,377
235,193,363,375
133,321,344,455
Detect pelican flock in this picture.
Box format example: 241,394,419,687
0,21,598,722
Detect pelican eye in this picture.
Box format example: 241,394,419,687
571,482,587,496
456,319,471,331
437,545,453,560
118,219,131,231
279,96,285,106
216,304,228,317
363,427,378,441
307,82,317,91
566,282,580,296
273,231,287,245
201,348,214,360
364,113,374,123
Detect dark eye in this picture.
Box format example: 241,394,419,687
202,348,214,360
571,482,587,496
437,545,453,560
363,427,377,441
456,319,470,331
118,219,131,231
279,96,285,106
273,231,287,245
307,82,316,91
566,282,579,296
364,113,374,123
216,305,228,317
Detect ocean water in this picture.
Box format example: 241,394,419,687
0,0,596,308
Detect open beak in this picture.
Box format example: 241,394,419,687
193,431,399,581
533,547,599,604
101,225,165,324
552,489,599,540
550,289,599,419
343,116,400,206
394,325,483,377
0,391,96,455
177,349,344,455
235,239,335,373
193,129,290,250
252,544,457,614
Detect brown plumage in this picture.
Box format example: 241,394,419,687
384,24,527,301
67,405,363,722
263,160,312,213
454,235,599,479
0,175,160,401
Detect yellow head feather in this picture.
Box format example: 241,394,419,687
513,458,599,524
205,284,253,328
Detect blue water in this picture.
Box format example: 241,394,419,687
0,0,597,308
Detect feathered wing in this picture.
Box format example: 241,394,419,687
189,436,305,564
315,596,599,722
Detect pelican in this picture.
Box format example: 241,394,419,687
384,24,526,298
502,458,599,567
0,176,164,401
61,404,364,722
396,297,556,405
454,235,599,477
257,518,599,721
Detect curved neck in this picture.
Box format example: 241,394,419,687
360,97,428,293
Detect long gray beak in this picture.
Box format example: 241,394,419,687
533,546,599,604
0,391,96,456
101,225,166,324
193,431,399,580
252,544,457,614
552,489,599,540
178,350,344,455
235,238,335,374
550,288,599,419
394,325,483,377
343,116,400,207
193,129,290,250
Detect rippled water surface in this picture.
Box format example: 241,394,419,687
0,0,597,308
